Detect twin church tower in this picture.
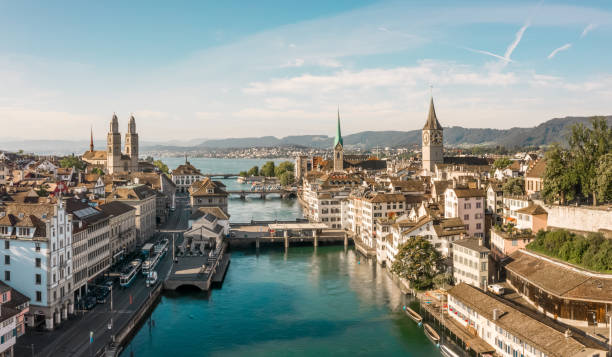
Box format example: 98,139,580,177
84,113,139,174
332,97,443,175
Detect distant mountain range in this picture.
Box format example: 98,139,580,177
1,115,610,155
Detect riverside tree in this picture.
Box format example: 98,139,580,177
502,177,525,196
391,236,443,290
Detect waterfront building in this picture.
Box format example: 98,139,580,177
452,238,489,289
0,201,74,330
67,198,111,301
302,172,360,228
189,177,229,215
421,97,444,176
343,192,407,249
184,212,226,252
189,207,230,235
106,184,157,244
447,283,607,357
171,160,204,194
82,114,140,174
444,186,486,238
379,215,465,266
98,201,137,264
507,249,612,327
525,159,546,196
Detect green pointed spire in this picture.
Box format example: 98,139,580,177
334,107,343,147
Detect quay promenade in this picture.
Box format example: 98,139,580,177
14,201,190,357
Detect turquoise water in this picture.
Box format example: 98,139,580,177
121,246,439,357
129,159,440,356
160,158,302,222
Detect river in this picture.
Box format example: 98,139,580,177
120,159,441,356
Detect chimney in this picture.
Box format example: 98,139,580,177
452,179,457,189
493,309,500,321
477,178,481,189
478,237,483,246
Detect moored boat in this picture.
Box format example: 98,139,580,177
404,306,423,324
440,344,461,357
423,323,440,345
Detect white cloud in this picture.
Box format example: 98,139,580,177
581,23,596,38
547,43,572,59
280,58,305,68
504,22,530,60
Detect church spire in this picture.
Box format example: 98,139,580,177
423,96,443,130
334,106,343,147
90,126,94,151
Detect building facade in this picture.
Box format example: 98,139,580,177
444,187,486,238
452,238,489,289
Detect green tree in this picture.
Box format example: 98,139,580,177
274,161,294,178
595,153,612,203
91,167,105,176
247,166,259,177
260,161,276,177
502,177,524,196
542,144,578,204
145,156,154,163
567,117,612,205
59,155,86,170
390,236,443,290
239,171,248,177
153,160,169,174
493,158,512,169
279,171,295,186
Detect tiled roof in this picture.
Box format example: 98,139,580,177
189,207,229,221
172,162,202,176
82,150,107,160
109,184,157,201
453,238,489,253
189,177,228,197
98,201,135,217
516,204,548,216
526,158,547,178
450,187,485,198
368,193,406,203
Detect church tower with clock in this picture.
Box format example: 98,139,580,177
422,97,443,175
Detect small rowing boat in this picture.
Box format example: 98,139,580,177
424,323,440,345
404,306,423,324
440,344,461,357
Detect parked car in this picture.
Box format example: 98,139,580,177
488,284,505,295
95,288,110,303
84,296,97,310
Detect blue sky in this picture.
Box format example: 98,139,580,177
1,0,611,141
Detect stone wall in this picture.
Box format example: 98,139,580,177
538,201,612,234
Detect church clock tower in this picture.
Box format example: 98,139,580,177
333,108,344,172
422,97,443,175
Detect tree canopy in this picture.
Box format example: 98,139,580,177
59,155,86,170
542,117,612,205
153,160,169,174
493,157,512,169
247,166,259,177
390,236,443,290
260,161,276,177
502,177,524,196
528,230,612,273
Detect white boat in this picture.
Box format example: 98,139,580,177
120,259,142,287
145,271,158,287
440,345,461,357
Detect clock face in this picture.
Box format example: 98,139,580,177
432,131,442,145
423,132,429,145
